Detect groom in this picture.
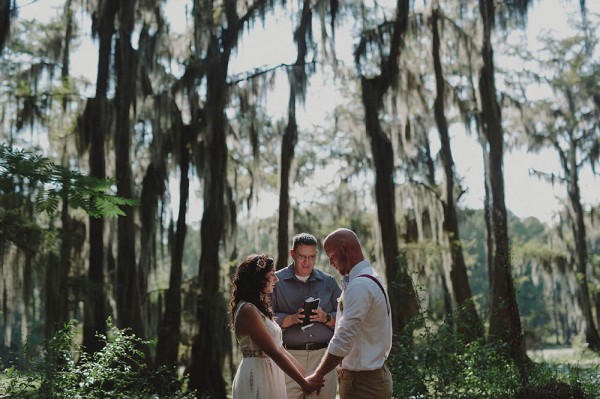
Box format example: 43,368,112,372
307,228,393,398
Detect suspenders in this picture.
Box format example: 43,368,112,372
358,274,390,315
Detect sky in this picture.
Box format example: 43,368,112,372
13,0,600,224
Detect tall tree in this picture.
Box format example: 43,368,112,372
114,0,145,338
136,18,173,342
354,0,419,332
0,0,13,54
82,0,118,354
430,5,483,340
277,0,312,270
156,110,190,368
515,26,600,350
187,27,229,399
478,0,529,368
473,6,593,359
186,1,275,396
47,0,76,341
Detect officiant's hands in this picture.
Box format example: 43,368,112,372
282,307,305,327
304,306,327,324
289,306,326,324
311,306,328,323
283,306,329,327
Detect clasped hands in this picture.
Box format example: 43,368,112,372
302,372,325,395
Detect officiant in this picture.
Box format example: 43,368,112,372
270,232,342,399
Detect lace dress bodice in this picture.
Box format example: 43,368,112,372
235,302,283,356
231,301,287,398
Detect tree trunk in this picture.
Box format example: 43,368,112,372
358,0,419,333
114,0,144,338
187,38,230,399
84,100,109,354
361,76,418,331
156,123,190,368
277,112,296,270
479,0,528,369
276,0,311,270
139,160,165,338
22,252,33,366
83,0,118,353
45,252,61,341
47,183,72,340
482,147,495,292
0,0,12,54
467,50,494,294
566,151,600,350
431,7,483,341
60,0,73,111
595,293,600,337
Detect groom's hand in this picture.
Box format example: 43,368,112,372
306,372,324,395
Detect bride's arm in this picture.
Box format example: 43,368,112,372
236,305,319,391
283,349,306,375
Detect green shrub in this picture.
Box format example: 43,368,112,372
388,325,520,398
387,310,600,398
525,361,600,398
1,319,196,399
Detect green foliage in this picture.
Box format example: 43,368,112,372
524,361,600,398
0,319,196,399
0,143,138,218
389,316,521,398
387,308,600,398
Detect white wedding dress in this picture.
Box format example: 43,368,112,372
232,301,287,399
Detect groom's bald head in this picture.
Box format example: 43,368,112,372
323,228,364,275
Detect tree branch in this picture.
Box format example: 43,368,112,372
529,168,566,186
227,60,316,86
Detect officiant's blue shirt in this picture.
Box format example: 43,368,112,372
270,264,342,347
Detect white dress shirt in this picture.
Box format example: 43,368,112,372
327,260,392,371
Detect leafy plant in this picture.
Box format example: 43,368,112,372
0,143,137,219
387,307,600,398
0,319,196,399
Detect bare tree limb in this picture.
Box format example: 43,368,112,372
227,60,316,86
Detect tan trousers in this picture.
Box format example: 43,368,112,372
285,347,338,399
338,364,392,399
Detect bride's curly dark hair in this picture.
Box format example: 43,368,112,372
229,253,275,329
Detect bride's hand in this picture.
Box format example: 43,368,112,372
303,374,324,394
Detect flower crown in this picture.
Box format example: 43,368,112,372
256,255,269,271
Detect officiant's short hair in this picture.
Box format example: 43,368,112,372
292,233,317,250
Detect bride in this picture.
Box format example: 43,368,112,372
230,253,323,398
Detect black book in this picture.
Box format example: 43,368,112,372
301,297,320,330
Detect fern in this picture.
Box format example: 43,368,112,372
1,143,138,218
